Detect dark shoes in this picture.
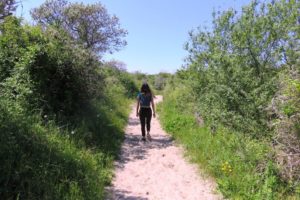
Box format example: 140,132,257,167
147,133,152,141
141,133,151,142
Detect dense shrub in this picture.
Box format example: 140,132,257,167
0,17,104,120
183,0,299,137
159,0,300,199
101,63,138,98
0,9,134,200
0,103,110,199
158,95,283,199
269,67,300,185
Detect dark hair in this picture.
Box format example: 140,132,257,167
140,83,153,96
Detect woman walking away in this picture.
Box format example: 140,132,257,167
136,83,156,142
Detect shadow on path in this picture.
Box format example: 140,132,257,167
114,131,173,169
106,131,172,199
106,99,174,199
105,189,149,200
127,117,140,126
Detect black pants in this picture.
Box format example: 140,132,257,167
139,107,152,137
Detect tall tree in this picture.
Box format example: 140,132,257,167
31,0,127,55
183,0,299,136
30,0,67,27
0,0,17,20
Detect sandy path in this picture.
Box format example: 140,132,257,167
106,96,222,200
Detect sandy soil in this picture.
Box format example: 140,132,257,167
106,96,222,200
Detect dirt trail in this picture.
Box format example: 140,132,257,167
106,96,222,200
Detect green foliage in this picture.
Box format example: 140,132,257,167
255,162,279,200
282,76,300,118
158,92,293,199
101,63,139,98
183,0,299,137
0,13,133,199
0,0,17,21
131,71,173,95
282,104,297,117
157,1,300,198
153,72,172,91
0,93,130,199
31,0,127,55
270,69,300,188
0,107,107,199
0,16,106,120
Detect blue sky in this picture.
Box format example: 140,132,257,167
16,0,252,74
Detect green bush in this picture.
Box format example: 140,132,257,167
0,100,108,199
0,16,134,199
183,0,299,138
158,92,292,199
101,64,138,98
0,17,105,120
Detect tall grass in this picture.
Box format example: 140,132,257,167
158,91,299,199
0,84,132,199
0,9,137,200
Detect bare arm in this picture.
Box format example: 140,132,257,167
151,97,156,118
136,97,140,117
